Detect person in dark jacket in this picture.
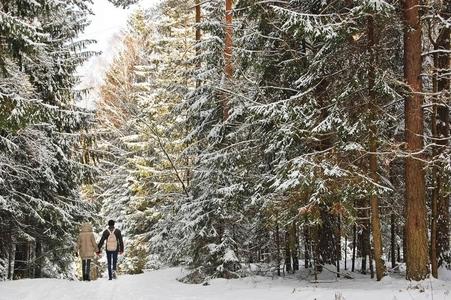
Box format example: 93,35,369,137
97,220,124,280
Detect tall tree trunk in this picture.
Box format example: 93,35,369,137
7,243,15,280
431,28,450,275
27,242,34,278
361,220,369,274
367,14,385,281
304,226,310,268
431,101,439,278
390,212,397,269
222,0,233,121
336,216,341,277
275,221,281,276
312,225,320,279
291,222,299,271
344,235,347,270
195,0,201,48
319,206,337,267
359,203,370,274
435,5,450,270
363,221,370,275
195,0,201,89
187,0,203,188
34,240,42,278
7,226,15,280
284,227,292,273
369,234,374,279
402,225,407,264
403,0,429,281
352,222,356,272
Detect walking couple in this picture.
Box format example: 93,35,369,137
76,220,124,281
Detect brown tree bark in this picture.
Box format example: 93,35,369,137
335,216,341,277
357,201,370,274
403,0,429,281
275,220,281,276
304,226,310,268
367,14,385,281
390,212,397,269
195,0,202,89
319,206,338,268
431,10,450,277
312,225,320,279
195,0,201,43
7,224,16,280
431,100,439,278
284,227,292,273
352,221,356,272
361,220,369,274
186,0,202,188
222,0,233,121
435,6,450,270
34,240,42,278
290,222,299,271
369,235,374,279
344,235,347,270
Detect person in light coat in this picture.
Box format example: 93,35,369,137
76,223,99,281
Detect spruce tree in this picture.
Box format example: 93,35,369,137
0,0,96,279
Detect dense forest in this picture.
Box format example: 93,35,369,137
0,0,450,284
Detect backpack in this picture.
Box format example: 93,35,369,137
106,229,117,251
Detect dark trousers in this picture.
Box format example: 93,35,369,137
81,259,91,281
106,251,118,279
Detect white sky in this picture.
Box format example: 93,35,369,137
82,0,159,52
77,0,160,108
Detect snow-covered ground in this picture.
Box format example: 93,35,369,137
0,267,450,300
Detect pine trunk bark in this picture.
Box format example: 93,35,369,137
7,244,15,280
7,231,15,280
369,235,374,279
435,6,450,270
390,212,397,269
275,221,281,276
336,216,341,277
319,206,337,267
431,102,439,278
304,226,310,268
195,0,201,45
223,0,233,121
359,203,369,274
352,222,356,272
403,0,429,281
367,14,385,281
312,225,320,278
195,0,201,89
344,236,347,270
284,228,292,273
34,240,42,278
291,222,299,271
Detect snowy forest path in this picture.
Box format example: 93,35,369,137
1,268,450,300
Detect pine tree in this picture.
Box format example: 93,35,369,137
0,0,96,279
89,0,449,283
108,0,139,8
93,5,192,273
